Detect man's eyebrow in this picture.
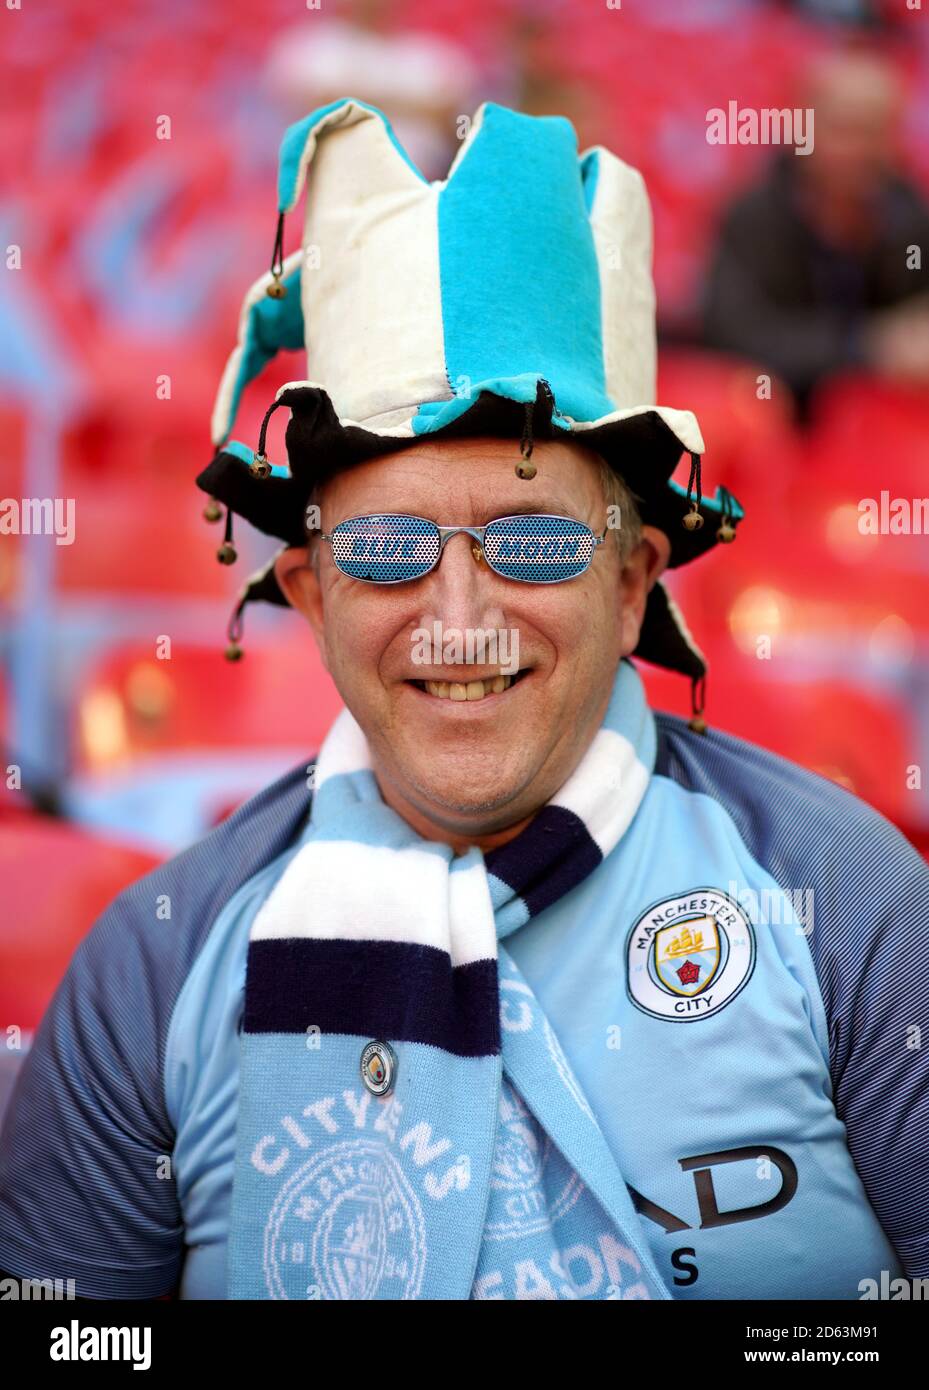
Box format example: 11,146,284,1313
336,503,582,523
475,502,576,520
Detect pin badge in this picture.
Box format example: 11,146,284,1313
360,1040,397,1097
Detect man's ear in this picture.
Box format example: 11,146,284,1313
618,524,672,657
638,524,671,590
273,545,329,667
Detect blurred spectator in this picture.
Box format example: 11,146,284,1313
701,46,929,414
263,0,479,180
785,0,881,27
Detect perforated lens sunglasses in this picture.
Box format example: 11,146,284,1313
318,512,609,584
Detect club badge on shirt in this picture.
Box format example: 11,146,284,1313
625,888,756,1022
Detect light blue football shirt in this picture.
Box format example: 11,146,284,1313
1,714,926,1298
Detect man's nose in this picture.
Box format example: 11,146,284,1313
417,531,503,634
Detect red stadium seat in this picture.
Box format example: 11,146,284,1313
659,348,799,517
66,638,341,851
0,404,27,603
73,638,340,769
54,473,235,598
641,651,920,832
803,374,929,509
674,502,929,650
0,808,161,1034
0,663,8,751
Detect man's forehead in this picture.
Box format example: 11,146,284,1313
319,434,606,513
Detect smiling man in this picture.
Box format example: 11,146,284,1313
1,98,927,1303
276,434,666,852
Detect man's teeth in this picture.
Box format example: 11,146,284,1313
424,674,513,701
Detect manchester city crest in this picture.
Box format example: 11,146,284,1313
625,888,755,1022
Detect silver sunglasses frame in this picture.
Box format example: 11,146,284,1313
318,512,609,585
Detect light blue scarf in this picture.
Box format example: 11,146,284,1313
227,658,672,1299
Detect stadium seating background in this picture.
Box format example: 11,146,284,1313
2,0,928,1031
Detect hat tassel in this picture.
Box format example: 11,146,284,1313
516,398,537,479
266,210,287,299
688,673,708,734
682,453,704,532
716,484,738,543
251,397,284,478
225,592,248,661
216,506,237,565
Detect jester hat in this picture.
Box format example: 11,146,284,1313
196,96,743,720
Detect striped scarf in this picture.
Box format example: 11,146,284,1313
227,658,672,1300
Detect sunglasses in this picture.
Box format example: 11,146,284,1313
319,512,608,584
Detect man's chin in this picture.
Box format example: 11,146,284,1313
411,772,528,817
382,753,539,829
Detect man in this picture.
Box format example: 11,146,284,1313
702,47,929,414
0,97,926,1301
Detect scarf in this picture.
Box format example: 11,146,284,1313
227,657,672,1300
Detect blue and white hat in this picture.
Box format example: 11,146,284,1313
196,96,744,714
